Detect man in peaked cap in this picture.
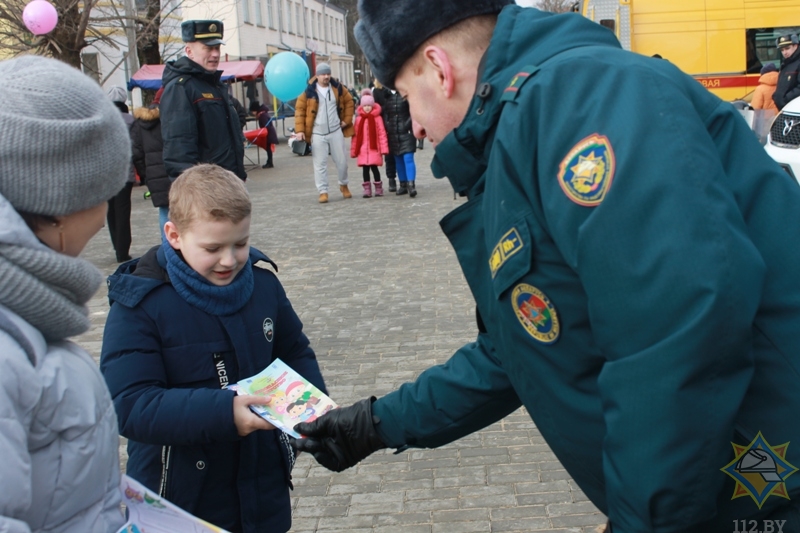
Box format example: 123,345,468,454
294,1,800,531
160,19,246,198
774,33,800,109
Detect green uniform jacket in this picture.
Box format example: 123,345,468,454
372,7,800,532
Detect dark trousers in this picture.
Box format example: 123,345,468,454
107,182,133,261
362,165,381,182
384,154,396,179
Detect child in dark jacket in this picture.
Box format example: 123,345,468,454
246,101,279,169
100,164,326,533
131,87,170,240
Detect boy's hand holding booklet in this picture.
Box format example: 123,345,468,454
231,358,337,438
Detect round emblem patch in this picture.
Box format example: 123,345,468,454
557,134,615,206
511,284,559,344
263,318,274,342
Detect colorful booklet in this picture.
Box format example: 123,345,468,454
232,358,337,438
117,475,229,532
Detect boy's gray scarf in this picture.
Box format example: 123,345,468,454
0,243,102,341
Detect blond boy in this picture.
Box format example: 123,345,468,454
101,164,327,533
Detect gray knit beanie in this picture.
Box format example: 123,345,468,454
355,0,514,88
107,85,128,103
0,56,131,217
316,62,332,75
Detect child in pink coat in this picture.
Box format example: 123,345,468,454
351,90,389,197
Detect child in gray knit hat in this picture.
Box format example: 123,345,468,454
0,55,130,533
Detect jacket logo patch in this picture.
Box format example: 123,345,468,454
263,318,274,342
489,228,524,278
557,134,615,206
202,92,215,99
511,284,559,344
721,431,798,509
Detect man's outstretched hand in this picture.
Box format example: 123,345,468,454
293,397,387,472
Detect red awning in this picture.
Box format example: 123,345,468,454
129,60,264,90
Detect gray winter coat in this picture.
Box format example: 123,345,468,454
0,200,124,533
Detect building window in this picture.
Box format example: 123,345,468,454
255,0,263,26
286,0,293,33
81,53,100,82
296,3,302,36
318,12,323,40
243,0,251,23
266,0,274,28
305,8,309,38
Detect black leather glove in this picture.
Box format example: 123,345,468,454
292,397,387,472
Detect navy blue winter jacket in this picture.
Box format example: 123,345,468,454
101,245,326,533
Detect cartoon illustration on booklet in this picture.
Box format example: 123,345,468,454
118,475,229,532
232,358,337,438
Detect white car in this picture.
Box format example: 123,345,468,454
765,97,800,186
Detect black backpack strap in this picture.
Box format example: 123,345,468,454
0,311,36,365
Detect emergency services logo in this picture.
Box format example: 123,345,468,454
489,227,524,278
557,134,615,206
511,284,559,344
263,317,274,342
721,432,798,508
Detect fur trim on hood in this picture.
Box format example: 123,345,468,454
133,106,160,121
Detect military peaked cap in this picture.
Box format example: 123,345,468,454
181,20,225,45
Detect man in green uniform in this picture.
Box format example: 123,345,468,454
294,2,800,531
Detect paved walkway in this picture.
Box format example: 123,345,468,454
76,136,606,533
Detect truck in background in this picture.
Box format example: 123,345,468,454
574,0,800,101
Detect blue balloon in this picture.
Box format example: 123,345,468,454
265,52,310,102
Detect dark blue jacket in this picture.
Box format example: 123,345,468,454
101,246,325,533
161,57,247,180
373,6,800,532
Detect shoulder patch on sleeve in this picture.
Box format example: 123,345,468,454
557,134,616,206
500,65,540,102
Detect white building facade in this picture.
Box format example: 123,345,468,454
81,0,353,107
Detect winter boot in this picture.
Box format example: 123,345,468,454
362,182,372,198
408,181,417,198
396,181,408,195
388,177,397,192
373,181,384,197
340,184,352,199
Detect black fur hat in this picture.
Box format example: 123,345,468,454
355,0,514,88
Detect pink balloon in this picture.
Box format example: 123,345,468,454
23,0,58,35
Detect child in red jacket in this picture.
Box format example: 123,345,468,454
351,90,389,197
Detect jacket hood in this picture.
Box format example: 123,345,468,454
431,6,621,192
133,106,160,123
759,71,779,87
304,77,343,99
162,56,221,86
0,191,52,252
107,245,277,308
358,103,383,116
